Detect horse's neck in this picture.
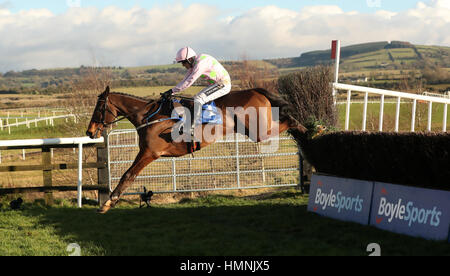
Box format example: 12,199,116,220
110,94,149,124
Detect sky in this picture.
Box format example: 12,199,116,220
1,0,450,72
4,0,422,15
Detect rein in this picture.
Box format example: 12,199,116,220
103,97,150,127
136,97,183,131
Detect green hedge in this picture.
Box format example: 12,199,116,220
298,131,450,191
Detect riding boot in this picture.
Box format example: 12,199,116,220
191,101,203,142
188,124,201,153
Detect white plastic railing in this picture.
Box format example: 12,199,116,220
0,136,104,208
0,114,77,134
333,83,450,132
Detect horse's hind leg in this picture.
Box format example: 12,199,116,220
98,150,157,214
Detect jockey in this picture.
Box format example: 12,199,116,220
161,47,232,142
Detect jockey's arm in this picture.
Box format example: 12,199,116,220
172,66,204,93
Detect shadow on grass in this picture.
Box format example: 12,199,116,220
19,194,450,256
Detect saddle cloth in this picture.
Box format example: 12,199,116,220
173,99,223,125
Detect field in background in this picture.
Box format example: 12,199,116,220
0,93,63,109
116,85,203,98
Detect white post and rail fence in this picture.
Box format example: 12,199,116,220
0,114,78,134
331,40,449,133
0,133,109,208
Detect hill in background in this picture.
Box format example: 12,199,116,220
266,41,450,71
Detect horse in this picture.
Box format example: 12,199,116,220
86,86,306,213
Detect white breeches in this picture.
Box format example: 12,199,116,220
192,83,231,127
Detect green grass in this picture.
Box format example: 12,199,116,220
0,190,448,256
0,123,70,140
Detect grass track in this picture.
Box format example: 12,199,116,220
0,189,448,256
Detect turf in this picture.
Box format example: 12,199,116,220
0,190,448,256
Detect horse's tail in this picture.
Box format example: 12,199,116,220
252,88,308,145
253,88,298,125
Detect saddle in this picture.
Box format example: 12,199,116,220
173,99,223,126
173,99,222,153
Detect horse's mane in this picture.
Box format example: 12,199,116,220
110,92,154,102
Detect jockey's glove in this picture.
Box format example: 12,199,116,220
161,89,173,100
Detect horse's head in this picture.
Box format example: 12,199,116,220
86,86,118,139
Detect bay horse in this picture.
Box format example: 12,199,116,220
86,86,306,213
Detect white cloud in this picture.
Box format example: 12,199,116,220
1,1,450,72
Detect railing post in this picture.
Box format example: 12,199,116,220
362,92,368,131
395,97,401,132
379,95,385,132
172,158,177,192
97,131,110,206
443,104,448,132
411,99,417,132
42,147,53,206
427,101,433,131
345,90,352,131
77,143,83,208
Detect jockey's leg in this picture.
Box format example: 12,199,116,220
191,97,204,142
191,83,231,142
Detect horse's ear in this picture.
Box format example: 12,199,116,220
105,86,110,95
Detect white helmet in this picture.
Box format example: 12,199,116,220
175,47,197,63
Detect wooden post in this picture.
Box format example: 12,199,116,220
97,131,110,206
298,145,305,194
42,147,53,205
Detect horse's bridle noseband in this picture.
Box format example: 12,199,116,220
92,95,115,125
91,95,124,137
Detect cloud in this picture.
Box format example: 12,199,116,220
0,1,450,72
0,1,12,10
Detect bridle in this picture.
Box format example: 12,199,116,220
91,94,130,137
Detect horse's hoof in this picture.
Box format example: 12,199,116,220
97,199,115,214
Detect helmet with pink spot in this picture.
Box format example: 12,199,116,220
175,47,197,63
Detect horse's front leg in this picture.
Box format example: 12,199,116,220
98,150,157,214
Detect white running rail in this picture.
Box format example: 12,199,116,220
0,136,104,208
333,83,450,132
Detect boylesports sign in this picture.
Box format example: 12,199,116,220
308,174,373,225
370,182,450,241
308,174,450,241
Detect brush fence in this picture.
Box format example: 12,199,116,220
108,129,301,195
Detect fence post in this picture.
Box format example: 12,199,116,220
97,131,110,206
235,133,241,189
77,143,83,208
298,147,305,194
42,147,53,205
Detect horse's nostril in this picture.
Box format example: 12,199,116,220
86,131,92,137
